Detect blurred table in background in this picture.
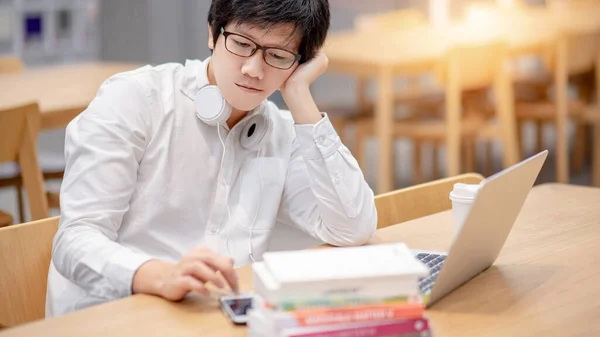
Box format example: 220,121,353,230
0,62,141,130
323,3,600,193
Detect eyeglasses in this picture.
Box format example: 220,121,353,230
220,27,301,70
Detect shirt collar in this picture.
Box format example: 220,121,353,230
180,57,211,101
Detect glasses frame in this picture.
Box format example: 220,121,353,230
220,27,301,70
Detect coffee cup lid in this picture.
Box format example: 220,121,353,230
449,183,481,200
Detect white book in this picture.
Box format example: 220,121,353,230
262,243,427,282
248,307,275,337
253,243,428,303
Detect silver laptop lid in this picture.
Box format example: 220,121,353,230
427,150,548,306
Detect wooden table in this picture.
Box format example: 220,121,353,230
323,4,600,193
1,183,599,337
0,62,140,130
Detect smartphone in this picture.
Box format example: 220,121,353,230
219,294,254,325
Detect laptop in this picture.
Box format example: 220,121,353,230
411,150,548,307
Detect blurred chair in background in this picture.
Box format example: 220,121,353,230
515,29,600,185
324,9,444,177
0,57,62,222
355,40,519,184
0,211,12,228
0,102,49,223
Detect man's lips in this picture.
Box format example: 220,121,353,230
236,83,263,93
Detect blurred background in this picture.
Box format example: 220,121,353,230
0,0,599,226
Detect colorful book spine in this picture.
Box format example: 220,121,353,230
284,318,430,337
272,294,423,312
275,303,426,328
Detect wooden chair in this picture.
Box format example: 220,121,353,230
325,9,444,175
0,58,62,222
0,172,62,223
0,56,25,73
432,40,520,177
0,216,59,327
515,30,600,184
0,211,13,228
356,40,520,183
573,33,600,186
375,173,484,229
0,103,49,221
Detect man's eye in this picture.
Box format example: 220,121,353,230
269,52,285,60
234,40,251,47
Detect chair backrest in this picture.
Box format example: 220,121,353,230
0,216,59,327
0,56,25,74
0,103,48,220
563,31,600,76
354,9,426,32
375,173,484,229
0,211,13,228
544,0,600,75
597,42,600,108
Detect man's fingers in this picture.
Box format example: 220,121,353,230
179,276,209,297
185,246,239,293
183,261,225,289
202,254,239,293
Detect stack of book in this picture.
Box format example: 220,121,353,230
248,243,432,337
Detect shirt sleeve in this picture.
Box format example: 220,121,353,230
51,74,155,300
276,113,378,246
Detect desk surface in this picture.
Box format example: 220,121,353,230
0,62,140,130
1,183,599,337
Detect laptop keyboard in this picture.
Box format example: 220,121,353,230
415,253,447,294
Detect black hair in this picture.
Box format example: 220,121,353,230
208,0,330,63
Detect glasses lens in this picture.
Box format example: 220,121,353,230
264,49,297,69
225,34,256,57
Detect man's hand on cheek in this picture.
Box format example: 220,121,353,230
280,51,329,125
280,51,328,94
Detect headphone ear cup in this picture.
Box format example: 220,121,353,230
240,112,271,151
195,85,232,126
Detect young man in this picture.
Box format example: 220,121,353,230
46,0,377,317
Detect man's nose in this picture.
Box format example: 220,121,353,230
241,51,265,80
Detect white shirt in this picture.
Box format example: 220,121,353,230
46,58,378,317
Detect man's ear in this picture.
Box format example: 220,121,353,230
207,24,215,51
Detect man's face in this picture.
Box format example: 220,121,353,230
208,22,301,112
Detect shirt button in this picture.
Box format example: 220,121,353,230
208,223,218,234
334,176,342,185
317,136,325,145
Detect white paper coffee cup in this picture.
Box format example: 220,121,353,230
449,183,481,238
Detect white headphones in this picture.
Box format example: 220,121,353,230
194,85,270,152
194,83,268,263
194,85,231,126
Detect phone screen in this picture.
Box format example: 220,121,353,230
222,297,253,317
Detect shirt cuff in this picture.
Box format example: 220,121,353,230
104,247,154,298
294,113,342,160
